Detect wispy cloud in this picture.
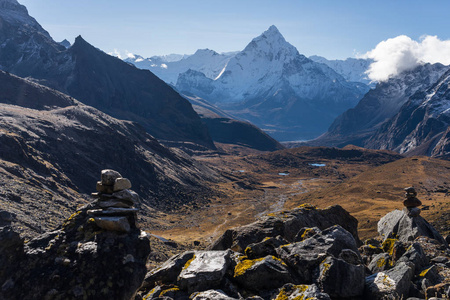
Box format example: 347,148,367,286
360,35,450,82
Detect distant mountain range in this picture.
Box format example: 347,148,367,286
309,55,374,87
174,26,370,141
124,49,236,85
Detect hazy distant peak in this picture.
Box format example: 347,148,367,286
194,49,219,56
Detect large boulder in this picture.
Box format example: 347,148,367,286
396,243,430,274
378,209,448,246
233,255,293,291
209,205,360,252
177,250,233,294
316,256,365,298
276,225,360,283
365,262,414,300
142,251,196,289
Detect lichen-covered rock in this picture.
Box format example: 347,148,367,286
364,262,414,300
368,253,392,273
177,250,232,294
396,243,430,274
191,289,238,300
142,251,195,290
209,205,360,252
274,283,331,300
293,226,321,242
378,209,448,246
276,225,360,282
316,256,365,298
233,255,292,291
244,236,288,259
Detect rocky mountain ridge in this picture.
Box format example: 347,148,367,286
307,63,449,150
366,68,450,157
0,70,219,237
0,0,214,149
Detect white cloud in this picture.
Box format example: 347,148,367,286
108,49,123,59
361,35,450,82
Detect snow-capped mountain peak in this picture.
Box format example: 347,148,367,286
241,25,299,59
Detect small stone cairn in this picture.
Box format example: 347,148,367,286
87,169,140,232
403,186,422,217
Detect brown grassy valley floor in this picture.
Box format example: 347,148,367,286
146,144,450,262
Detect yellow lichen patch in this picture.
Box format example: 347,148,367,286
297,203,316,210
160,287,180,296
244,246,253,257
182,255,196,271
62,210,82,229
275,284,309,300
376,257,387,268
234,257,265,277
382,238,397,256
419,267,432,277
299,228,316,241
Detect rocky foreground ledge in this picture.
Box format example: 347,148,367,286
0,170,151,300
1,183,450,300
138,201,450,299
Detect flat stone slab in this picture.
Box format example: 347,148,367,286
178,250,232,293
94,216,130,232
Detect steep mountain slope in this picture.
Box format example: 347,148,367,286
0,0,65,74
176,26,369,141
309,55,373,86
366,69,450,157
184,95,284,151
125,49,235,85
0,0,214,149
0,71,219,237
310,63,448,147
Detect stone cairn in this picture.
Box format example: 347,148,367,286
87,169,140,232
403,186,422,217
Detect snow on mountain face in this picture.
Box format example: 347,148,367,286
309,55,374,86
365,67,450,156
176,25,369,141
125,49,235,85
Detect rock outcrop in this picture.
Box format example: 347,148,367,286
0,170,151,300
209,204,361,252
139,189,450,300
138,206,364,299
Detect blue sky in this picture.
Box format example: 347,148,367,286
20,0,450,59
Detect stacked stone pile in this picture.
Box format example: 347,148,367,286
88,169,140,233
403,186,422,217
0,170,150,300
